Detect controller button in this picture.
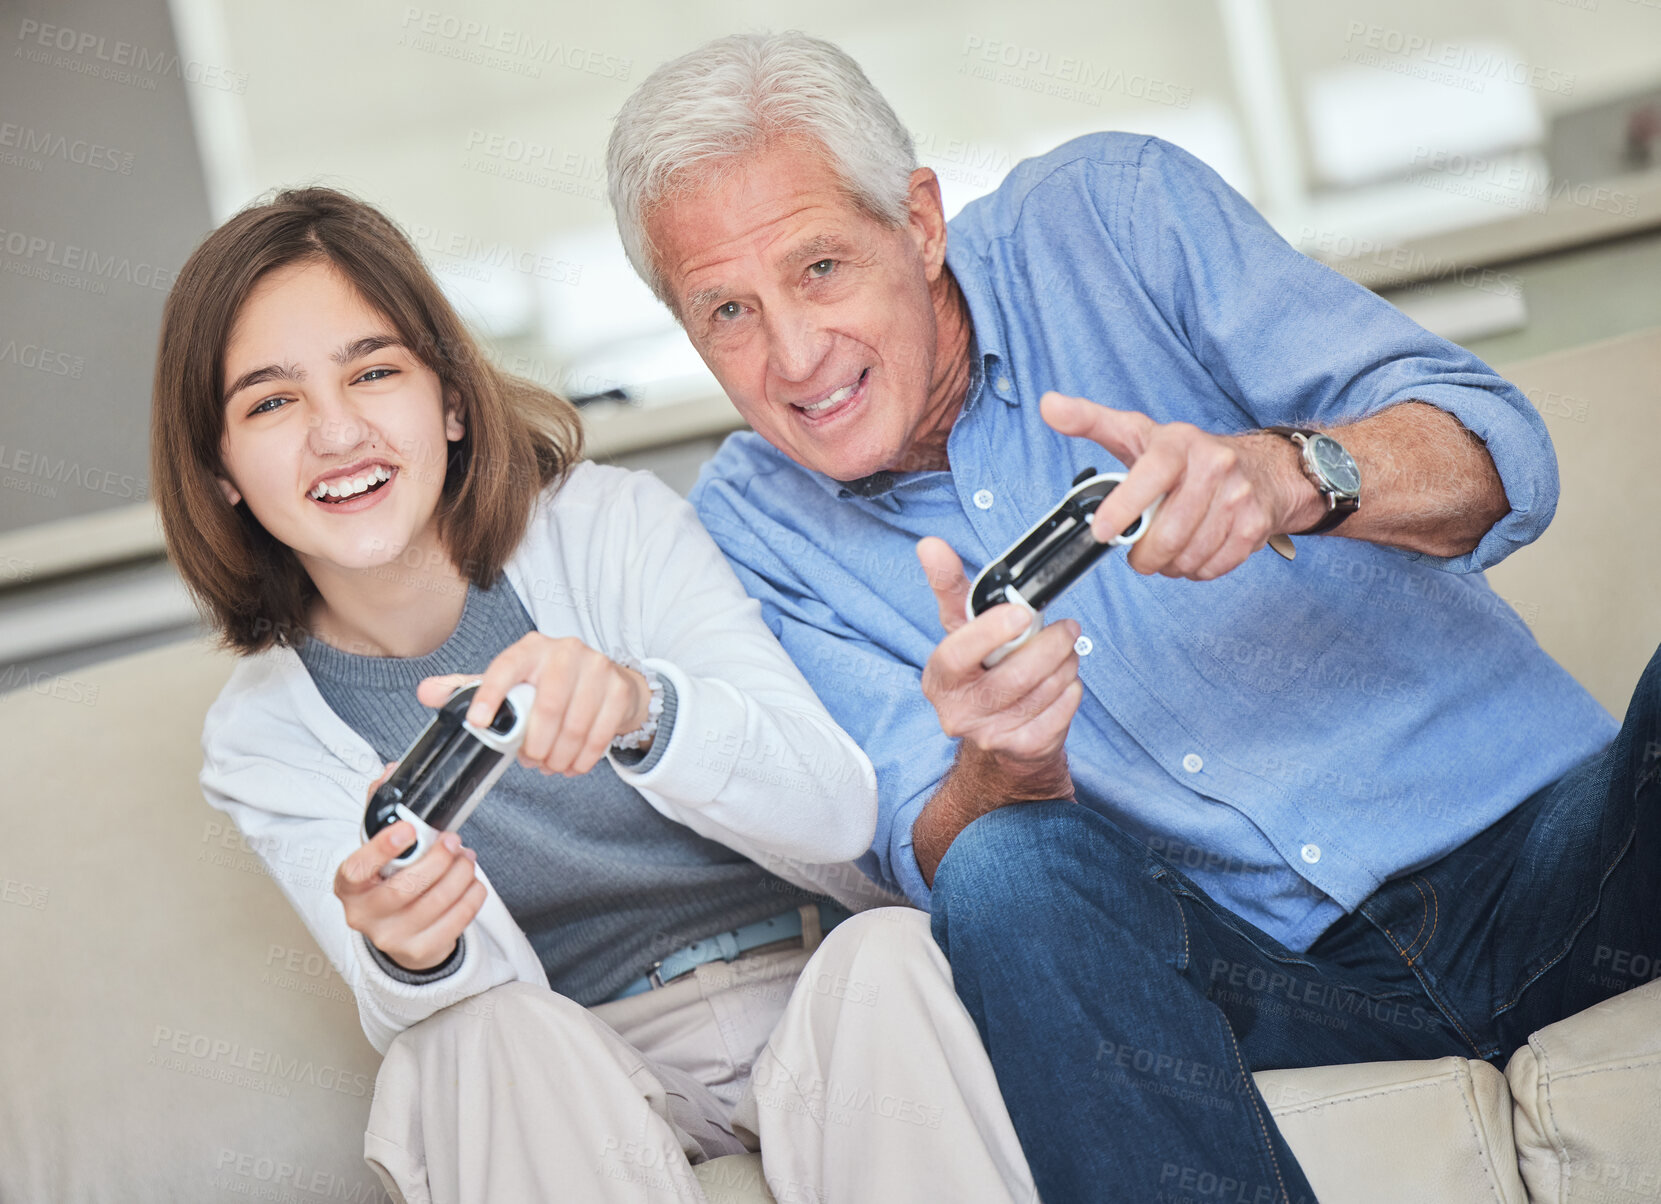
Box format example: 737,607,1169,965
1181,753,1204,774
972,489,995,510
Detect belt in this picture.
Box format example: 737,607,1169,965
604,901,852,1002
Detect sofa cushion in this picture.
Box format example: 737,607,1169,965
11,632,1661,1204
0,637,387,1204
0,636,778,1204
1507,978,1661,1202
1256,1057,1528,1203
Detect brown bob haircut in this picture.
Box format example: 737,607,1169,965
151,187,584,656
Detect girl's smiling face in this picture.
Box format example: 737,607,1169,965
216,259,464,585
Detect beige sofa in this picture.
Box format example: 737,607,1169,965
3,328,1658,1202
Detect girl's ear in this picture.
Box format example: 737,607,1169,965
215,474,242,506
444,396,465,442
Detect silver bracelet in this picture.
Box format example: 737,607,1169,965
610,654,664,751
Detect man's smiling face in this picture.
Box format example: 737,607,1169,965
647,140,951,481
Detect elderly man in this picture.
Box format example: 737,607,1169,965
608,29,1661,1203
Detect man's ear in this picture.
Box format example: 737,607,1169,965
905,166,949,282
215,474,241,506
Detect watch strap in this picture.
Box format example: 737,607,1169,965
1301,494,1358,535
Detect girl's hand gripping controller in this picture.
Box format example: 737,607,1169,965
362,680,537,878
967,469,1162,669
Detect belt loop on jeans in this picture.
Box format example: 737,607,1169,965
799,901,825,952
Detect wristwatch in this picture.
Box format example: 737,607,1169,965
1266,427,1361,535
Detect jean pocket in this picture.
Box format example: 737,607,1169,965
1149,865,1319,973
1153,865,1432,1017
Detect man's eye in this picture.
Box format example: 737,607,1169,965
808,259,835,277
714,301,742,321
355,367,397,383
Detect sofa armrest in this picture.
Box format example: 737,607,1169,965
1256,1058,1527,1203
1507,979,1661,1201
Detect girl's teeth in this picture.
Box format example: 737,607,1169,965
312,466,392,501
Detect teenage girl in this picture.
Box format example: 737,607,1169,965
152,187,1032,1204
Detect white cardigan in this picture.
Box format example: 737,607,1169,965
199,461,892,1054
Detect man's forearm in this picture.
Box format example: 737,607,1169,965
1245,401,1510,559
912,743,1073,887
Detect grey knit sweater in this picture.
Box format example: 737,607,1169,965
296,572,821,1004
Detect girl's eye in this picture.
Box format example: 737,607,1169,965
714,301,742,321
808,258,835,278
356,367,397,384
249,395,289,416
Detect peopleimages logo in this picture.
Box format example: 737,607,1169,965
0,226,173,292
212,1149,389,1204
397,8,631,80
0,444,145,501
1408,147,1639,218
0,664,99,706
0,120,134,173
959,35,1192,108
1209,958,1443,1034
0,339,85,377
14,18,249,92
406,219,583,285
1341,22,1576,95
457,132,608,204
0,871,50,910
150,1025,373,1099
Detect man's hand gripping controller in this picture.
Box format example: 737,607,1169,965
967,470,1162,668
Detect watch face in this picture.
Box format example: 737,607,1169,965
1308,434,1361,496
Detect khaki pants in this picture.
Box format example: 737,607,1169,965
364,907,1037,1203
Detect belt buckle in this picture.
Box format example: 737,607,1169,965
647,958,694,990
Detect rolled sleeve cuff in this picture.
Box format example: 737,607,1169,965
609,675,678,774
1371,380,1559,574
363,932,466,986
893,813,935,911
607,657,731,799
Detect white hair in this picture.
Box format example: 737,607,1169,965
606,31,917,309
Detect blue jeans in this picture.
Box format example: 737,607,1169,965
931,646,1661,1203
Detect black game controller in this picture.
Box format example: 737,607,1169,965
967,469,1162,667
362,680,536,877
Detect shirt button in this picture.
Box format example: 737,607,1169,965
1181,753,1203,774
973,489,995,510
1074,635,1093,656
996,375,1013,393
1300,843,1322,864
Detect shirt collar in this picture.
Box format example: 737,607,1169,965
944,234,1019,409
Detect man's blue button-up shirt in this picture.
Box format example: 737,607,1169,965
689,133,1616,950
